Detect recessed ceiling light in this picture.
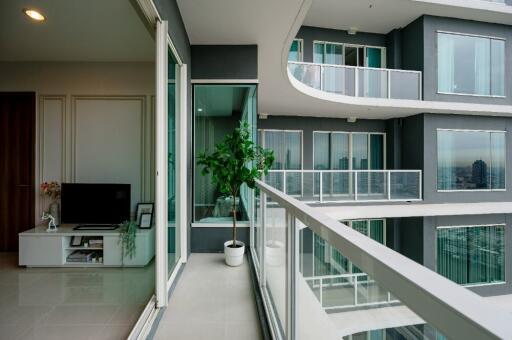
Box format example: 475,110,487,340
197,108,203,112
23,8,46,22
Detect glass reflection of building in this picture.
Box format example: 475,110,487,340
471,159,488,189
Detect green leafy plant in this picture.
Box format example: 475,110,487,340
197,122,274,248
118,221,137,263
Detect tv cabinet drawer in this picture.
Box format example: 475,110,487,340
19,236,63,266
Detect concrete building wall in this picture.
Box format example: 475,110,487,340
422,15,512,105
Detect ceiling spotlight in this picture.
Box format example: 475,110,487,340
347,117,357,123
348,27,358,35
197,108,203,112
23,8,46,21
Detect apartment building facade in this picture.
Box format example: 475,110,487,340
254,13,512,298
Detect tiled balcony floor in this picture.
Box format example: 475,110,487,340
152,254,262,340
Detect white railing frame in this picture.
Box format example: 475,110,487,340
288,61,423,100
254,179,512,340
304,273,400,310
266,169,422,203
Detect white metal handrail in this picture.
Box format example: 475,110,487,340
265,169,422,203
288,61,423,100
254,179,512,340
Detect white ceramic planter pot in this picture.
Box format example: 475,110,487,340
224,240,245,267
265,240,285,267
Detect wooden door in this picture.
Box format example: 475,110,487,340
0,92,35,252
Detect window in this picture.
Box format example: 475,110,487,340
314,131,385,196
437,32,505,96
437,129,506,191
313,41,386,68
437,225,505,285
193,85,257,222
259,129,302,194
288,39,303,62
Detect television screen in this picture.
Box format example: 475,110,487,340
61,183,130,224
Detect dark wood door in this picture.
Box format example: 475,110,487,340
0,92,35,252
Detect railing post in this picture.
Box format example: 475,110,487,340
319,172,323,203
387,69,391,98
387,170,392,200
419,170,423,200
319,278,323,307
354,172,358,201
286,213,298,340
319,64,323,91
260,192,267,288
354,275,358,306
283,171,287,195
355,67,359,97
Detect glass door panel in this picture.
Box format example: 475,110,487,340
168,51,179,277
352,134,369,195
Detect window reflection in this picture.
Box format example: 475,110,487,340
438,32,505,96
437,130,505,190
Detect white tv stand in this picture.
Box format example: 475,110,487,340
19,224,155,267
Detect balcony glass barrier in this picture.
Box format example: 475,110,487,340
251,180,512,340
263,170,422,203
288,61,422,100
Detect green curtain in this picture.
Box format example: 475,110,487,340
437,225,505,285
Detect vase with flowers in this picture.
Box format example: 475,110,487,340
40,181,61,226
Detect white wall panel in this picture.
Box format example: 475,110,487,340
73,96,145,214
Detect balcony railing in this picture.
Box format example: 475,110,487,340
288,61,423,100
304,273,399,310
251,179,512,340
264,169,422,203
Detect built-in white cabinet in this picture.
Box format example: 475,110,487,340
19,225,154,267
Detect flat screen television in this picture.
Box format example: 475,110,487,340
61,183,130,225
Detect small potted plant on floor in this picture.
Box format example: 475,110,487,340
198,122,274,266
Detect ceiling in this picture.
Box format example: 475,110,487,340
0,0,154,61
304,0,512,34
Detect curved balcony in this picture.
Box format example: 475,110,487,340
288,62,422,101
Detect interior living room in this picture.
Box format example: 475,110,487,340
0,1,163,339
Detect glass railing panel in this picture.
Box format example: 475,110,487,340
358,68,388,98
390,171,421,200
254,192,262,267
321,171,355,202
390,71,421,100
284,171,302,196
265,171,284,193
263,197,287,338
355,171,388,200
322,65,356,96
288,62,321,90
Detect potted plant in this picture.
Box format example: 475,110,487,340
118,220,137,265
198,122,274,266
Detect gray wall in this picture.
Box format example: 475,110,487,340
191,227,249,252
422,113,512,203
422,214,512,296
191,45,257,79
400,16,424,73
296,26,387,64
258,116,387,170
422,15,512,105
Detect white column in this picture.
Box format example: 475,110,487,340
155,19,169,308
